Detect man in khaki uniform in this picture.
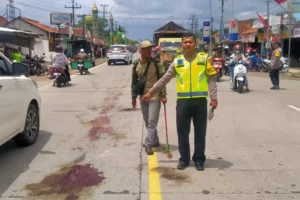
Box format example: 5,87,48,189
131,40,167,155
270,42,282,90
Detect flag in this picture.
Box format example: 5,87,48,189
256,12,270,29
275,0,286,4
228,20,236,28
68,26,73,39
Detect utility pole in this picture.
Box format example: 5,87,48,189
65,0,81,25
209,0,213,55
266,0,271,50
195,18,199,34
100,4,108,19
100,4,108,39
189,14,196,33
220,0,226,44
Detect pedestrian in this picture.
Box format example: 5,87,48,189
270,42,282,90
141,32,218,171
131,40,167,155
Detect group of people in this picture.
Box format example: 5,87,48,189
48,46,91,81
4,47,23,63
131,32,283,171
131,32,218,171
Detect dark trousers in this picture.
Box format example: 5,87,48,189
176,98,207,164
64,66,71,81
269,69,280,86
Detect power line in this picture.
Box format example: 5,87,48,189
188,14,197,33
65,0,81,25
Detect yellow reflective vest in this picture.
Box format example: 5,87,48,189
174,52,217,99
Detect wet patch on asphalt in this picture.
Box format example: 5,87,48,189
151,167,190,183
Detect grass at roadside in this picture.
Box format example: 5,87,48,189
30,58,107,87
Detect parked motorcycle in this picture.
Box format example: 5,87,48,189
280,57,289,73
35,53,47,76
260,58,271,72
232,61,248,94
213,57,224,81
52,66,69,88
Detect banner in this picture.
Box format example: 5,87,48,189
270,15,281,25
287,0,300,13
292,26,300,37
257,33,264,42
249,34,255,42
272,24,281,35
203,21,210,42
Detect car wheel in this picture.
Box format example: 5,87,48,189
14,104,40,146
108,61,111,65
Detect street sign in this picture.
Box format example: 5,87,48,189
50,13,72,25
203,21,210,42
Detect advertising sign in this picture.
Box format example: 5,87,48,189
203,21,210,42
292,26,300,37
50,13,72,25
288,0,300,13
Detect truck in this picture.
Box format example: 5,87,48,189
153,21,188,70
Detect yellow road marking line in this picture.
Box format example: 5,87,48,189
148,148,162,200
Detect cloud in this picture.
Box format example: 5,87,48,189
0,0,287,40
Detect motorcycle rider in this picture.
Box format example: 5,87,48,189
228,44,249,91
49,46,71,81
77,48,91,74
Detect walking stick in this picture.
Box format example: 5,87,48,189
163,103,172,159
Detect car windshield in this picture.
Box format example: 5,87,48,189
160,42,182,50
109,46,125,51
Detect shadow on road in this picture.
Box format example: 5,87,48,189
0,130,52,196
159,158,233,170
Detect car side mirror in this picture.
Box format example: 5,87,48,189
12,63,29,77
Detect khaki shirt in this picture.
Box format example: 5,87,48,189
131,58,167,100
77,52,89,60
271,48,282,69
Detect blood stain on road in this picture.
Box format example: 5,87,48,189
119,108,140,112
101,104,115,114
88,116,113,141
151,167,190,183
25,164,105,200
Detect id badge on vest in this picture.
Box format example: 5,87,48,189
197,56,206,65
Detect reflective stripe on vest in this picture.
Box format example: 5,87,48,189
174,53,209,99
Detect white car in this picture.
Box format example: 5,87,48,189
107,44,133,65
0,52,41,147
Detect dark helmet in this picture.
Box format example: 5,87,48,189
56,45,63,53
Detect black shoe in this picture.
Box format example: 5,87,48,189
177,161,189,170
145,146,153,155
275,85,280,90
194,161,205,171
270,86,277,90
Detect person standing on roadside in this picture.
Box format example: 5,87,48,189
131,40,167,155
141,32,218,171
270,42,282,90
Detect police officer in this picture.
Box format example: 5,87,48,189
270,42,282,90
142,32,218,171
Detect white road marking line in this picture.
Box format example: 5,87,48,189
287,105,300,112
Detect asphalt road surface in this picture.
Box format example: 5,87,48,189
0,53,299,200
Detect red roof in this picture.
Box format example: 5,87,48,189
20,17,57,33
0,16,8,26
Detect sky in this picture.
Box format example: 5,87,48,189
0,0,293,41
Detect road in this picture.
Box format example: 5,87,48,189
0,53,300,200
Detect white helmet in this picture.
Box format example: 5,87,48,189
80,49,84,53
